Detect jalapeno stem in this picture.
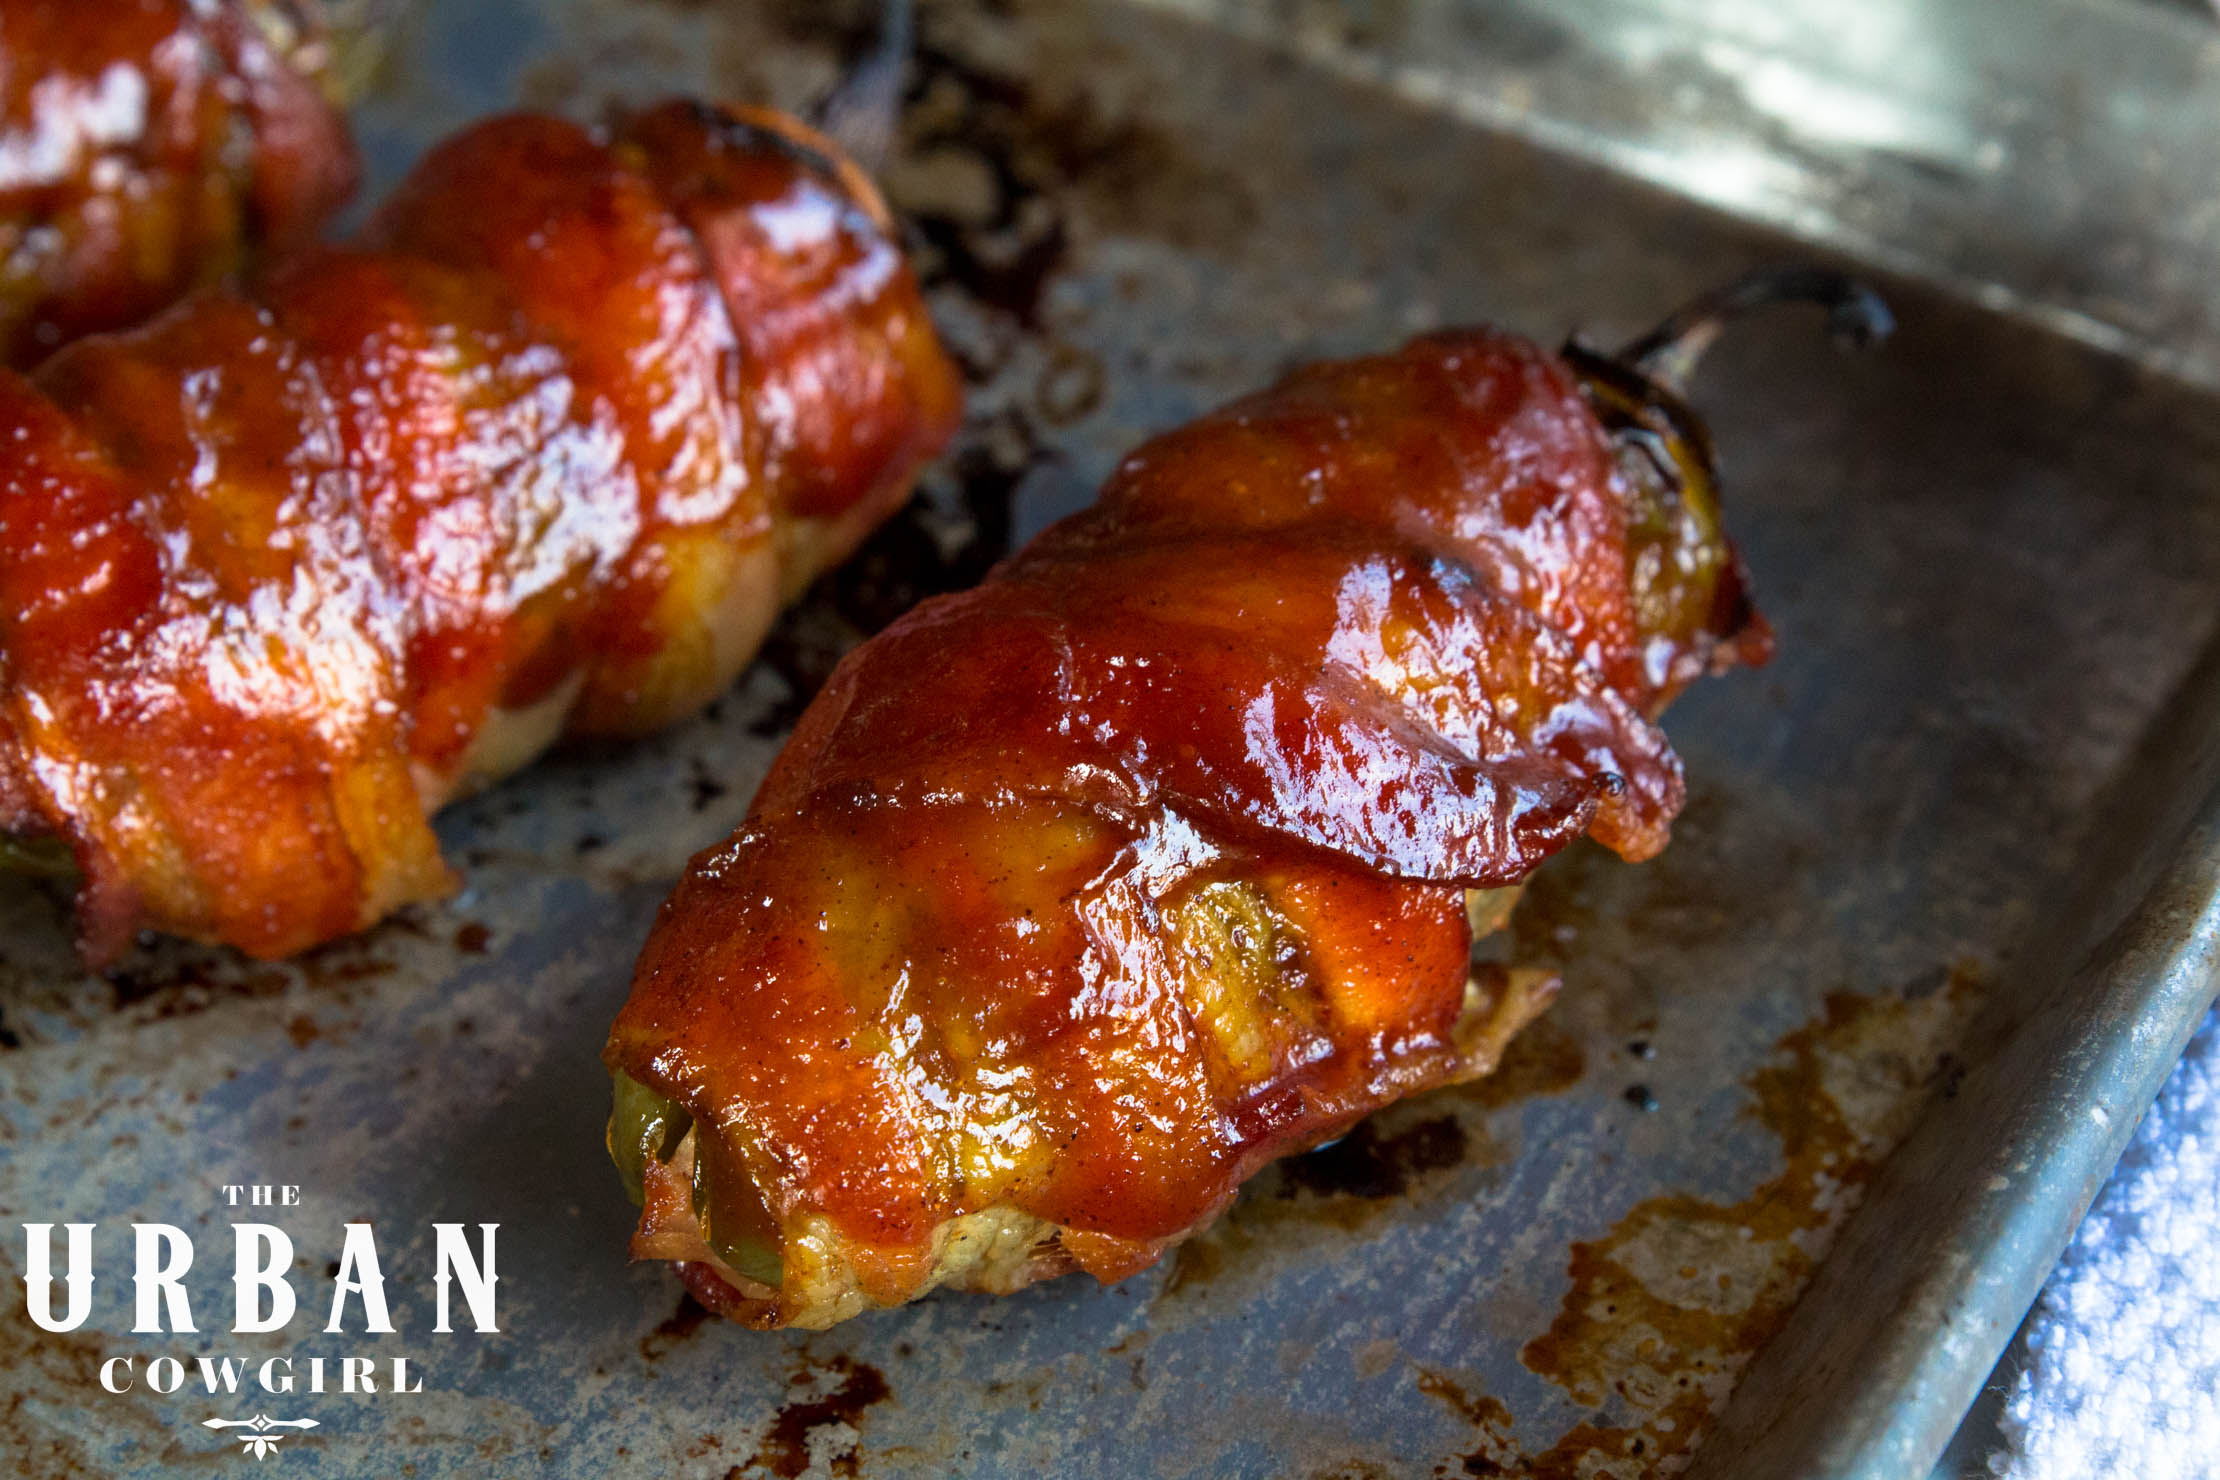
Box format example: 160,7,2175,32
813,0,915,172
1617,265,1895,394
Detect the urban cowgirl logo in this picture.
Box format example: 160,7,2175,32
17,1184,499,1463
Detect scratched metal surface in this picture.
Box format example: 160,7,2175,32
5,2,2220,1477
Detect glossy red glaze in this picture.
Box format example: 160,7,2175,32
0,100,962,960
606,328,1765,1321
0,0,357,366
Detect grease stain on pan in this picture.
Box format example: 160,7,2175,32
1417,969,1987,1478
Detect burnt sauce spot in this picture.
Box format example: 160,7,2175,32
105,937,392,1018
108,958,291,1014
901,18,1255,267
1166,1111,1496,1298
734,1353,892,1480
749,413,1040,736
891,37,1088,327
1278,1116,1468,1201
688,760,730,813
914,209,1068,331
108,957,211,1010
453,921,490,954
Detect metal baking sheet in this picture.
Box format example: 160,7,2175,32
6,2,2219,1476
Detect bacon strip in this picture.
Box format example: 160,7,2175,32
605,328,1765,1328
0,0,360,366
0,99,962,960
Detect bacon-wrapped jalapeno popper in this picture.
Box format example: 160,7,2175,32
0,99,963,962
0,0,361,367
605,268,1889,1329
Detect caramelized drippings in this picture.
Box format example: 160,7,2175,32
735,1353,891,1479
1414,970,1986,1478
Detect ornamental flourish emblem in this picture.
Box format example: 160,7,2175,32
202,1414,321,1460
